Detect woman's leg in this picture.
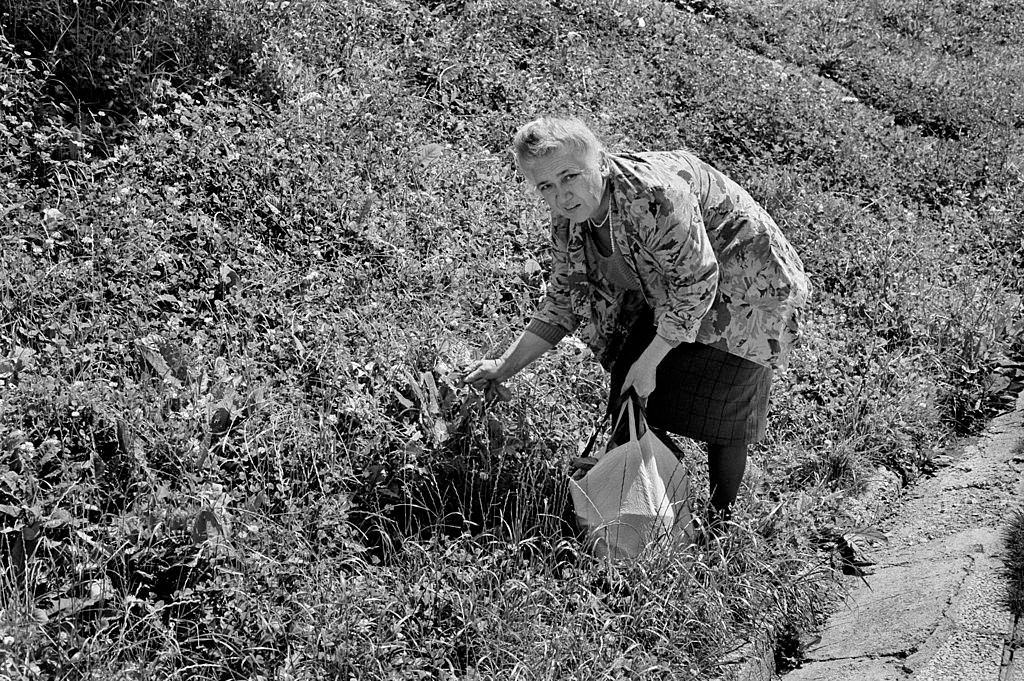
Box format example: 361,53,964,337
707,443,748,521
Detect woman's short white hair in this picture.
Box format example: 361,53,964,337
512,116,604,166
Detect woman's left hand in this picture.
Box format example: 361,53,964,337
621,335,675,401
621,354,659,401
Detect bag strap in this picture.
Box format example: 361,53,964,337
609,387,647,447
579,388,650,461
625,397,639,443
578,410,610,460
610,385,650,420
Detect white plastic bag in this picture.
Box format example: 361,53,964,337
569,395,693,561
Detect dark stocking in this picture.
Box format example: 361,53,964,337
707,443,748,523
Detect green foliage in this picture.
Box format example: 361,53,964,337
1,0,290,180
719,0,1024,142
1,0,1023,677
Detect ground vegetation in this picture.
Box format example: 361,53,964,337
1,0,1023,678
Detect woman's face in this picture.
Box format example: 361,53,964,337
520,145,606,223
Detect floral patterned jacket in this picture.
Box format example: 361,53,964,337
531,150,811,370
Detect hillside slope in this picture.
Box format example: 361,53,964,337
2,0,1022,678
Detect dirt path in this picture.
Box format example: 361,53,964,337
783,392,1024,681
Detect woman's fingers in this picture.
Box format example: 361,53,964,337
622,360,657,399
462,360,513,402
461,360,485,385
462,359,502,387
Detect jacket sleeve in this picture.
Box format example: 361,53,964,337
732,218,811,313
530,218,583,336
629,183,719,345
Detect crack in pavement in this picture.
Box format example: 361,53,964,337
899,553,981,672
806,644,919,665
1000,613,1023,680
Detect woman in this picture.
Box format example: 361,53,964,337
463,116,810,522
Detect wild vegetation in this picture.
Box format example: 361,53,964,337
1007,501,1024,618
2,0,1022,678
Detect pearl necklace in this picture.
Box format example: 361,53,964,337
587,208,613,254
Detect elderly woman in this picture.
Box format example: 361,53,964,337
464,116,810,522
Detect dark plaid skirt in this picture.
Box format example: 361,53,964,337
607,309,773,446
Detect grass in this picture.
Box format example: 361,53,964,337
1005,509,1024,618
1007,441,1024,619
1,0,1023,677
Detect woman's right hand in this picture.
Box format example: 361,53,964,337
461,358,507,390
458,329,552,400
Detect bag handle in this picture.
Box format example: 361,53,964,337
609,387,647,448
610,385,650,421
577,388,648,463
578,410,609,460
624,396,639,443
